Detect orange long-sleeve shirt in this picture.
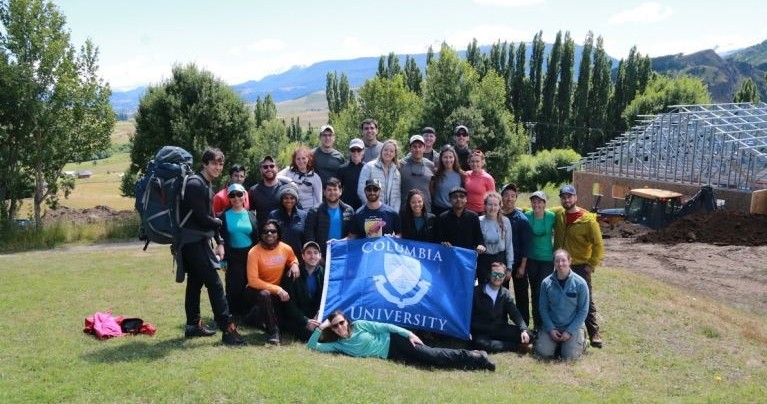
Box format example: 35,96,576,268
246,242,298,295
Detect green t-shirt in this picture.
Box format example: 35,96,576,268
525,209,555,261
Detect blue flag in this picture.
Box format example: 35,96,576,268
319,238,476,339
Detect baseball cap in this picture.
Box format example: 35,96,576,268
260,155,275,164
302,241,321,252
448,186,468,197
529,191,547,202
364,179,381,190
227,183,246,195
559,184,577,196
349,138,364,150
454,125,469,135
409,134,425,145
422,126,436,135
320,124,335,135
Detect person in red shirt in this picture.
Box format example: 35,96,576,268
464,150,496,214
213,164,250,216
245,219,299,345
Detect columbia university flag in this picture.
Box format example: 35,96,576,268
319,237,476,339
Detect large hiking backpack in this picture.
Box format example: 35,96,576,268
135,146,196,250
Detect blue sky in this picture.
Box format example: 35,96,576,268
55,0,767,91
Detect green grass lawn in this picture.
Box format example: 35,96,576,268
0,243,765,402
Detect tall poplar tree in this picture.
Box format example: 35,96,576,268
555,31,575,148
403,55,423,95
571,31,594,150
511,42,527,123
538,31,562,150
584,36,612,153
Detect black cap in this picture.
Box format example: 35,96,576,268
448,186,467,197
364,179,381,189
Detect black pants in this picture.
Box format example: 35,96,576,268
387,333,482,370
527,259,554,330
472,323,526,353
245,288,281,333
224,247,251,316
182,239,231,330
572,264,599,338
511,263,530,326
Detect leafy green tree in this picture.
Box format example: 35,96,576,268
584,36,612,152
426,45,435,66
511,42,527,122
508,148,581,190
555,32,575,148
622,74,711,127
122,63,253,196
733,78,760,103
526,31,545,124
538,31,563,150
254,94,277,127
1,0,115,226
376,52,401,79
607,46,652,136
403,55,422,95
326,71,355,116
357,74,421,146
421,43,477,144
570,32,593,149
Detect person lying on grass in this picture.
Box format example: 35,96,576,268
307,310,496,371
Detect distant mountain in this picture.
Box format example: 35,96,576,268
109,43,614,118
727,39,767,70
651,49,767,102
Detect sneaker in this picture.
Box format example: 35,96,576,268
590,333,603,349
222,325,247,346
266,330,281,345
184,322,216,338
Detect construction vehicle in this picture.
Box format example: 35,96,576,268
593,185,718,229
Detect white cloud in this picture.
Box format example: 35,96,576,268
246,38,285,52
608,2,672,25
473,0,544,6
447,25,534,48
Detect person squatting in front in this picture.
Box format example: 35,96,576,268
535,249,589,361
245,219,300,345
177,147,245,346
470,262,532,354
307,310,496,371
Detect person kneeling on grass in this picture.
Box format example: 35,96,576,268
307,310,496,371
535,249,589,361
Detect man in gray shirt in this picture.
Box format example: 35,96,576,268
360,118,383,163
312,124,345,186
399,134,435,213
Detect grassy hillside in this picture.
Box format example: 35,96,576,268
0,244,764,402
274,91,330,128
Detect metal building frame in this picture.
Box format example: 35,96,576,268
572,102,767,190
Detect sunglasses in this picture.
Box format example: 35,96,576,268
261,164,275,169
490,272,506,279
365,187,380,192
350,148,364,153
228,191,244,198
456,132,469,137
261,229,278,235
331,319,347,329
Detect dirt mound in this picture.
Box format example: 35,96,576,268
45,205,135,224
600,220,652,239
637,210,767,246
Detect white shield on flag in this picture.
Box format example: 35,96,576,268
384,253,421,295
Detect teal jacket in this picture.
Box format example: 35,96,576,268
307,320,411,358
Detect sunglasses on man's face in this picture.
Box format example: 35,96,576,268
261,229,278,235
261,164,275,169
490,272,506,279
456,132,469,137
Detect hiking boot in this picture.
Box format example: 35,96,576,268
266,329,281,345
222,323,247,346
470,350,496,372
518,343,534,355
185,320,216,338
590,332,603,349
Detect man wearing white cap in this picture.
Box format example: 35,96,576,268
399,134,435,213
552,184,604,348
312,125,345,186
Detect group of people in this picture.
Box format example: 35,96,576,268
176,118,605,367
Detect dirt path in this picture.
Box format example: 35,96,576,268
603,237,767,316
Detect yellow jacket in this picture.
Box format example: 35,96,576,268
552,206,604,268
